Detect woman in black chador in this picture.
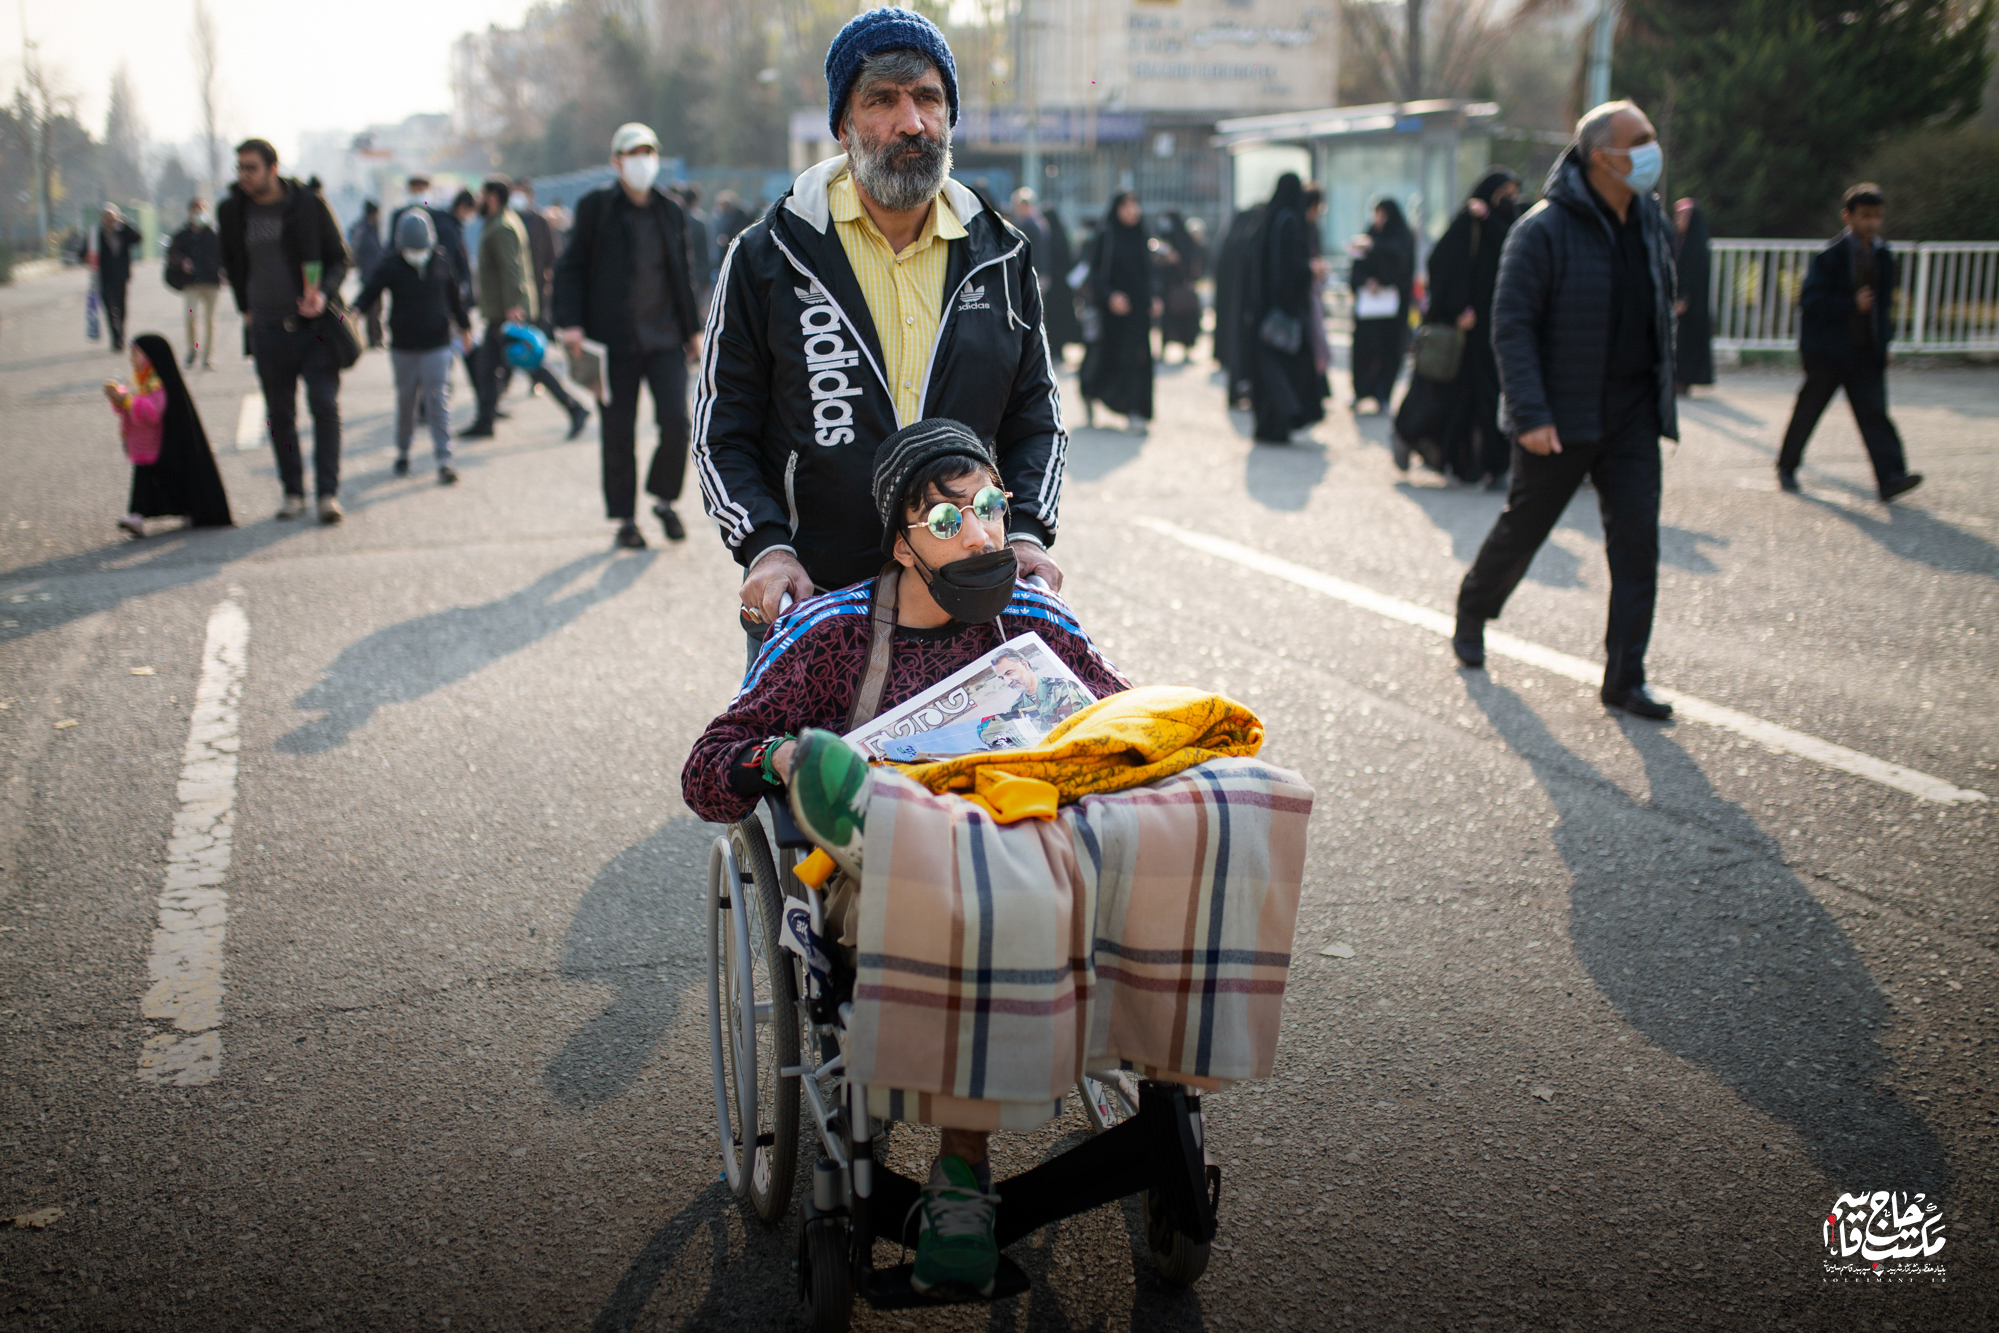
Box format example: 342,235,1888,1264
1674,198,1715,394
1038,204,1085,358
1079,191,1158,430
1153,209,1206,360
120,333,233,535
1247,173,1324,443
1347,197,1415,414
1418,168,1521,486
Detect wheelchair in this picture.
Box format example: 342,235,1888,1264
707,794,1222,1330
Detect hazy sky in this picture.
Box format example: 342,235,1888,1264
10,0,538,163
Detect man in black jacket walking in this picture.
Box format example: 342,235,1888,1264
95,206,141,353
552,122,702,549
694,7,1066,645
1453,101,1679,720
1775,184,1921,501
166,198,224,369
217,137,351,523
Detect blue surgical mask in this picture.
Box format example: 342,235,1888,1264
1621,142,1663,194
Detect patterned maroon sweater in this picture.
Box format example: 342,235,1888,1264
681,580,1131,825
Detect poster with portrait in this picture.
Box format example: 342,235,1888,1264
844,631,1095,763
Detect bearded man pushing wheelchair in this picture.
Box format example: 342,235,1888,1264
686,10,1313,1309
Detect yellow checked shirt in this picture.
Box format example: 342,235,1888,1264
829,168,966,426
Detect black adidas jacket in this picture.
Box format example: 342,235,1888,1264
692,158,1067,593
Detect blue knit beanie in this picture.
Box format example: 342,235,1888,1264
824,6,959,139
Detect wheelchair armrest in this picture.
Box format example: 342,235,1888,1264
761,793,814,850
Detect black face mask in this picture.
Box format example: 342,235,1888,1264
915,546,1017,624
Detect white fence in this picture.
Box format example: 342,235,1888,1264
1709,240,1999,353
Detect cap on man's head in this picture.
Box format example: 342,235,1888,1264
872,418,996,554
824,5,959,139
611,122,659,156
395,208,436,252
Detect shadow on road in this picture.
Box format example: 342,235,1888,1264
1,517,308,645
277,549,653,752
587,1178,743,1332
546,816,716,1108
1463,675,1950,1192
1065,425,1146,482
1797,492,1999,579
1245,438,1329,512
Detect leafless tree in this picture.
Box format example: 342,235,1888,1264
192,0,222,196
1341,0,1575,103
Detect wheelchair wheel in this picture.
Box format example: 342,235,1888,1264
1142,1187,1212,1287
707,816,801,1223
798,1215,853,1333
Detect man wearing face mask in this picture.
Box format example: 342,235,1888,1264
552,122,702,549
694,6,1067,664
464,175,591,442
354,208,472,482
1453,99,1681,722
166,198,224,370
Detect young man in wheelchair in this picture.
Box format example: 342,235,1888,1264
682,418,1128,1296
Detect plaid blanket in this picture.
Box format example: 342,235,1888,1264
845,757,1313,1129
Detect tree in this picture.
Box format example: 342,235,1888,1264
1615,0,1995,236
104,67,146,204
1339,0,1574,103
192,0,223,196
155,154,198,214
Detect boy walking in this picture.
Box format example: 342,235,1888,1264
353,210,470,483
1776,184,1922,501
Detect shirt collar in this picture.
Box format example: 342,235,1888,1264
830,168,965,253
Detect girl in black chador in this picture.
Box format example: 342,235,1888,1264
1079,192,1158,430
105,333,233,538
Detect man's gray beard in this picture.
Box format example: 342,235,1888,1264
849,128,951,213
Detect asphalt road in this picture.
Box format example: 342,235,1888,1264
1,266,1992,1332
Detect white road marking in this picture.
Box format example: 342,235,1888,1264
1136,517,1987,806
234,394,265,452
138,594,249,1086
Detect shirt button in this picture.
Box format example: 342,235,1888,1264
904,316,914,325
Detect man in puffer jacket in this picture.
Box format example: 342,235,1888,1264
1453,99,1680,721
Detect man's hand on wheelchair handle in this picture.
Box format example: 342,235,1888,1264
743,550,815,625
1010,540,1063,592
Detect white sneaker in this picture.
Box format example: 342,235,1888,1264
317,496,344,524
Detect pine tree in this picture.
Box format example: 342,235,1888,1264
1615,0,1994,236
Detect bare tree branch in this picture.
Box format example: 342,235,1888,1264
192,0,222,196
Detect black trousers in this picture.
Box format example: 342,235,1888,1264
472,326,581,427
102,280,129,350
602,345,690,520
1457,379,1661,694
1776,354,1909,492
253,320,343,499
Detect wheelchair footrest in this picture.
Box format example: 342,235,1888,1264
863,1255,1032,1309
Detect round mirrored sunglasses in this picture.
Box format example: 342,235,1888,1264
906,486,1009,541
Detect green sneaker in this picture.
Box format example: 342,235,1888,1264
908,1155,999,1298
785,729,869,878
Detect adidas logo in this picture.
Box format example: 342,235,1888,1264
795,284,829,306
957,283,991,311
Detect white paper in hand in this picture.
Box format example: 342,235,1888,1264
1355,286,1401,320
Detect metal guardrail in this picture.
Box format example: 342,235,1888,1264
1709,239,1999,352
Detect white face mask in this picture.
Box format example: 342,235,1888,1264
619,153,660,192
401,248,430,271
